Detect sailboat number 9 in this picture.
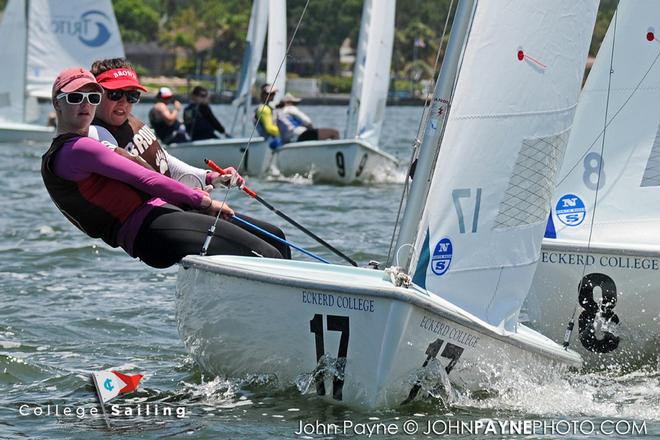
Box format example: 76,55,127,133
336,152,345,177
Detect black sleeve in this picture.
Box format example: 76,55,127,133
199,103,225,133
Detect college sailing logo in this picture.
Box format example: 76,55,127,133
51,10,114,48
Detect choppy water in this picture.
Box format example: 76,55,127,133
1,105,658,439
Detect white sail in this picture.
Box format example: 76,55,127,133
0,0,27,124
345,0,395,147
26,0,124,98
547,0,660,251
234,0,268,109
344,0,370,139
267,0,286,105
409,0,598,330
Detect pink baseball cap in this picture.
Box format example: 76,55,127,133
52,67,103,98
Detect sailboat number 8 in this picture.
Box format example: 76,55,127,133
577,273,620,353
583,152,605,190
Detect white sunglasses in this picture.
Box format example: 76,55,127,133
56,91,102,105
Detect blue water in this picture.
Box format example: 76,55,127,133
0,105,658,439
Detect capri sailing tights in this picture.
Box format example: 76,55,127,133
133,204,291,268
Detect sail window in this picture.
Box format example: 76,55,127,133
494,130,569,230
640,123,660,187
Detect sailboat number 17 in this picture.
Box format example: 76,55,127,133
309,314,349,400
452,188,482,233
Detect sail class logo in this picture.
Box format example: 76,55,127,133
431,238,452,276
51,10,113,48
555,194,586,227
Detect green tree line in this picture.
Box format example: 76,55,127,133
111,0,617,77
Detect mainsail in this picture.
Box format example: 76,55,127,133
408,1,598,330
0,0,27,123
267,0,286,105
233,0,268,135
26,0,124,98
344,0,395,148
548,0,660,251
0,0,124,124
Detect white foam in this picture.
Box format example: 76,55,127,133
0,341,20,349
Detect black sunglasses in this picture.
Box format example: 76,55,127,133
56,91,102,105
106,89,141,104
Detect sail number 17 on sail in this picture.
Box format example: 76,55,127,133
453,188,482,233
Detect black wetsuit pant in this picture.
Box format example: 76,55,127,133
133,204,291,268
297,128,319,142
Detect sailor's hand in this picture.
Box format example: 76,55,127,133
174,100,182,111
200,195,234,218
209,200,234,218
195,185,214,194
211,166,245,189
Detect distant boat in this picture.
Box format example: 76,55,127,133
176,0,598,409
164,0,272,177
0,0,124,143
526,0,660,365
274,0,400,185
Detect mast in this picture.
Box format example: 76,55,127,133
390,0,476,271
245,52,253,137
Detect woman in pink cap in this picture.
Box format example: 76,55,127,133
42,67,290,268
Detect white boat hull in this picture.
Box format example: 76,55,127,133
163,137,272,177
0,122,54,144
275,139,400,184
526,240,660,366
177,256,580,409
